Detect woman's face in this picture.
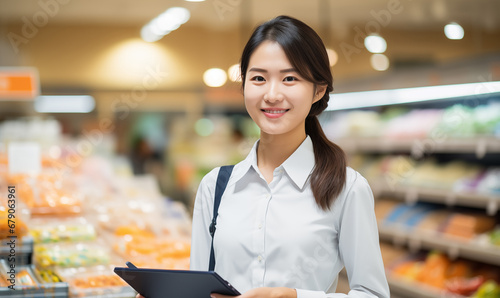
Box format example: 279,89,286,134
244,40,325,139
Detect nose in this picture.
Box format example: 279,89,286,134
263,80,284,103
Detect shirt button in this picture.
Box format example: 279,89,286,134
258,224,262,229
258,255,263,262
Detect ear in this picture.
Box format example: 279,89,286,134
313,84,327,104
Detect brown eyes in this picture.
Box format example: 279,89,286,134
250,76,298,82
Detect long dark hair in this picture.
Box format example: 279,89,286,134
240,15,346,210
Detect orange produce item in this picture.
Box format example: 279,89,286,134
416,252,450,289
0,205,28,239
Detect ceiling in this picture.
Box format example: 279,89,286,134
1,0,499,34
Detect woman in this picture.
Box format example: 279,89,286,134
141,15,390,298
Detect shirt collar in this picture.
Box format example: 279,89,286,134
230,136,315,190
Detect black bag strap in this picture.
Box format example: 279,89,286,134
208,165,234,271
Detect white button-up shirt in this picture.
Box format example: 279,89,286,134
190,136,390,298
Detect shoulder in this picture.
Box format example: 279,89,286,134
332,167,374,209
344,166,370,191
198,167,221,192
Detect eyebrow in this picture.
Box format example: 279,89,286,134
248,67,297,73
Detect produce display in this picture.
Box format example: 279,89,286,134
56,266,133,298
386,250,500,297
34,242,111,268
350,154,500,198
0,146,192,297
5,173,82,216
376,199,499,246
29,217,96,244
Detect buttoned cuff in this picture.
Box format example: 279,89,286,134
295,289,327,298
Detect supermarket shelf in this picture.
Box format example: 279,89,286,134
337,136,500,158
387,275,465,298
379,226,500,266
376,185,500,215
339,268,459,298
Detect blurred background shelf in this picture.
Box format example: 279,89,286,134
379,226,500,266
375,185,500,215
337,137,500,158
387,276,466,298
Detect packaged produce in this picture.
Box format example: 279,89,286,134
112,230,190,269
34,242,110,268
29,216,96,244
443,213,496,240
15,269,38,286
6,172,82,215
56,265,134,298
0,203,29,240
34,268,63,283
416,210,450,233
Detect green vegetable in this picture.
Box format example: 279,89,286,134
473,280,500,298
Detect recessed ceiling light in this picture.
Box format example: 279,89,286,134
444,22,464,40
364,35,387,54
203,68,227,87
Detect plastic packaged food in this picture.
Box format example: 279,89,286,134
6,172,82,216
56,265,134,298
34,242,110,268
110,224,190,269
35,268,63,283
0,204,29,240
29,217,96,244
443,213,496,240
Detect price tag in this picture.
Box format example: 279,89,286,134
8,142,41,175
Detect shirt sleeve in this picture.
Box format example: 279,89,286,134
189,168,218,271
296,172,390,298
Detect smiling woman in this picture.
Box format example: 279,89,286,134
188,15,390,298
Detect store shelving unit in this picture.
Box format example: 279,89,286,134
387,276,466,298
326,81,500,297
371,181,500,216
336,137,500,159
378,226,500,266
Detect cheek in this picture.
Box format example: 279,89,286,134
243,87,260,106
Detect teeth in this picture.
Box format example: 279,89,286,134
263,110,286,114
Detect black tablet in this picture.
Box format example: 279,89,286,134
114,265,240,298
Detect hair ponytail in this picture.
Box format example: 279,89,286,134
306,115,346,210
240,15,347,210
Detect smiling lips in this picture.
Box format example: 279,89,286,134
261,108,290,118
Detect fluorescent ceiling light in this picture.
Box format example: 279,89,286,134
141,7,190,42
326,81,500,111
34,95,95,113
